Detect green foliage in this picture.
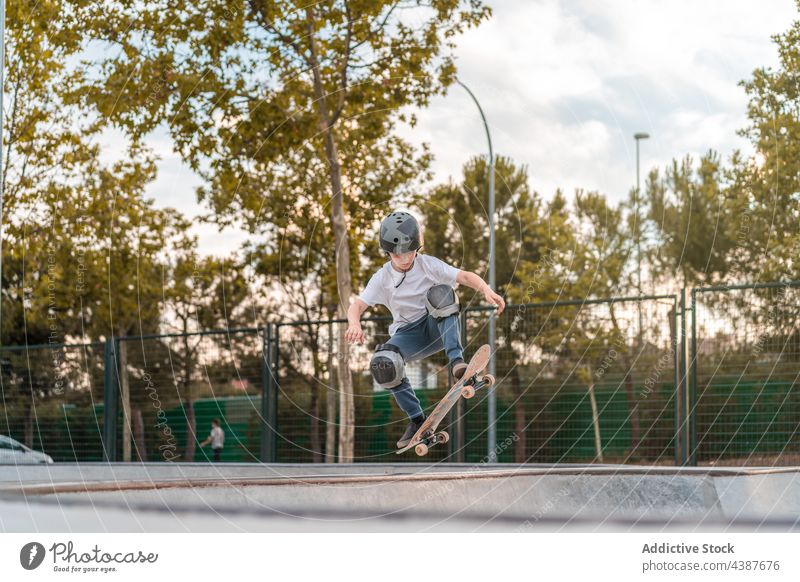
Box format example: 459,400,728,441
645,151,738,287
728,8,800,281
419,155,580,306
643,8,800,286
0,1,208,346
164,252,250,333
75,0,490,312
573,189,631,295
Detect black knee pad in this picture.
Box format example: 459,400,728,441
370,344,405,389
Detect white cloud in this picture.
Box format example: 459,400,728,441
400,0,797,203
138,0,798,255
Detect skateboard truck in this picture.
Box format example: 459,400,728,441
460,372,495,399
413,430,450,456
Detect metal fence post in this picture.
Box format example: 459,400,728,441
672,295,684,466
673,288,695,466
689,288,698,466
260,324,269,462
681,288,693,465
274,323,280,461
102,338,119,462
261,323,278,463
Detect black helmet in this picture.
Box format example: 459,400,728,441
379,211,421,254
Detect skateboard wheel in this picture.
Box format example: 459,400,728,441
483,374,495,388
415,443,429,456
461,386,475,399
437,431,449,444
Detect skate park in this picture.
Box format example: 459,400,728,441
0,0,799,543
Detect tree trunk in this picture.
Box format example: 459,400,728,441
133,407,147,461
623,365,641,460
119,334,132,462
585,366,604,463
310,383,322,463
305,10,356,462
336,320,355,462
182,335,197,463
185,396,196,462
326,320,337,463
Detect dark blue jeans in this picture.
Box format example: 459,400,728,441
385,313,464,419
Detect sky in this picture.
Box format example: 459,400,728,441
134,0,799,257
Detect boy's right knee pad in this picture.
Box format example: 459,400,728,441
370,344,405,389
425,284,460,320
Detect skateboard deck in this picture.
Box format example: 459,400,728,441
396,344,494,456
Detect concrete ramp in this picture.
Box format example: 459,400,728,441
2,463,800,531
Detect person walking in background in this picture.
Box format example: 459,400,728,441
199,419,225,461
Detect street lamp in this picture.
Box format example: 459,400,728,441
634,132,649,342
456,79,497,462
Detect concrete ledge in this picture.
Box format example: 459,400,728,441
3,463,800,532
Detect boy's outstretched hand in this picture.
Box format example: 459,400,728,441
484,288,506,315
456,270,506,316
345,323,365,344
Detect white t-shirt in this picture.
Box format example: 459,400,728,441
210,426,225,449
358,254,460,336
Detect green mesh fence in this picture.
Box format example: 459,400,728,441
118,329,264,463
274,316,453,463
2,284,798,465
461,296,678,464
692,282,800,466
0,341,106,461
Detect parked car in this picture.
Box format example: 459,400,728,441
0,435,54,464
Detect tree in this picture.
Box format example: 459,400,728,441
1,0,98,346
728,8,800,281
422,156,533,293
645,152,737,289
76,0,490,460
162,252,249,461
0,1,194,455
78,147,197,461
573,191,643,459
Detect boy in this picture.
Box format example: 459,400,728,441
346,211,505,448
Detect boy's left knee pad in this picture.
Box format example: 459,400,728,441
370,344,405,389
426,284,460,320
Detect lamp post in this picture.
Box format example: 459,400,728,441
456,79,497,461
634,132,649,342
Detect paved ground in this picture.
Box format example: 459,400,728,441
2,463,799,532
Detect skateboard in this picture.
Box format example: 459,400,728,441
396,344,495,456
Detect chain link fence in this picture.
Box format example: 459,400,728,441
692,282,800,465
275,316,453,462
1,283,798,466
460,296,679,464
117,329,264,463
0,341,105,461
